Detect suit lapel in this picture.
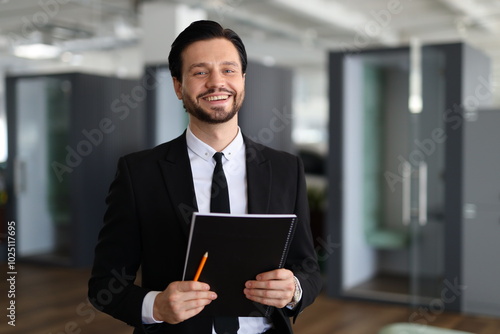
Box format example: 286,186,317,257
158,133,198,237
157,134,270,231
244,136,271,214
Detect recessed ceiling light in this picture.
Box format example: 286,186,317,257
13,43,61,60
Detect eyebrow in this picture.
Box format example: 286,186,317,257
188,61,240,70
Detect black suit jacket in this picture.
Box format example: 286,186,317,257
88,132,322,334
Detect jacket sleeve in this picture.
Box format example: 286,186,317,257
283,156,323,320
88,157,149,328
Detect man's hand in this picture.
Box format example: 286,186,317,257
153,281,217,324
243,269,295,308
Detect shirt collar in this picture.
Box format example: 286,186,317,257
186,126,244,162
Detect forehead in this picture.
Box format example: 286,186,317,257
181,38,241,70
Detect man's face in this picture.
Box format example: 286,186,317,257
173,38,245,124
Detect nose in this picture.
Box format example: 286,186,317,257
206,70,225,89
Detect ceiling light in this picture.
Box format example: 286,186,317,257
13,43,61,60
409,38,422,114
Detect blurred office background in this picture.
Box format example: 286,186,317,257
0,0,499,333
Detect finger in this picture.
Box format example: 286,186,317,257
245,277,295,291
160,283,216,311
167,290,217,306
182,294,217,311
256,268,293,281
244,290,292,308
243,287,289,300
184,290,218,304
173,280,211,292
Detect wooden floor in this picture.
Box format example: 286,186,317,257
1,263,499,334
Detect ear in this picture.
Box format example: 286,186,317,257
172,77,183,100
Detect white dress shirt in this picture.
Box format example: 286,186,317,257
142,126,272,333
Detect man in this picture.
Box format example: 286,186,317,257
88,20,322,334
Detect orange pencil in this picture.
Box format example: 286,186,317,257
193,252,208,281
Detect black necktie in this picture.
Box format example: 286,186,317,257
210,152,230,213
210,152,239,334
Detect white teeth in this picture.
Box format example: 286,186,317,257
205,95,229,101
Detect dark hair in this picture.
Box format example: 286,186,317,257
168,20,247,80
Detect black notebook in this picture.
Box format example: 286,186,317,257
182,213,297,318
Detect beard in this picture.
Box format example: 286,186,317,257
183,88,244,124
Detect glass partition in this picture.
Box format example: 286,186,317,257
14,76,71,263
335,46,447,305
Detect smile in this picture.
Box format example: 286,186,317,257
204,95,229,101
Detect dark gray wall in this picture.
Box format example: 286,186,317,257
6,73,147,267
70,73,147,267
239,61,294,153
462,108,500,317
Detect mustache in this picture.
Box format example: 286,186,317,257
197,88,235,99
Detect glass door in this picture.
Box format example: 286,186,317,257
407,44,447,306
12,75,71,264
335,45,447,306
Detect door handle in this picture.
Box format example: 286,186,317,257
402,161,411,226
14,157,26,195
418,161,428,226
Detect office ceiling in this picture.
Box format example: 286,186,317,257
0,0,499,100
